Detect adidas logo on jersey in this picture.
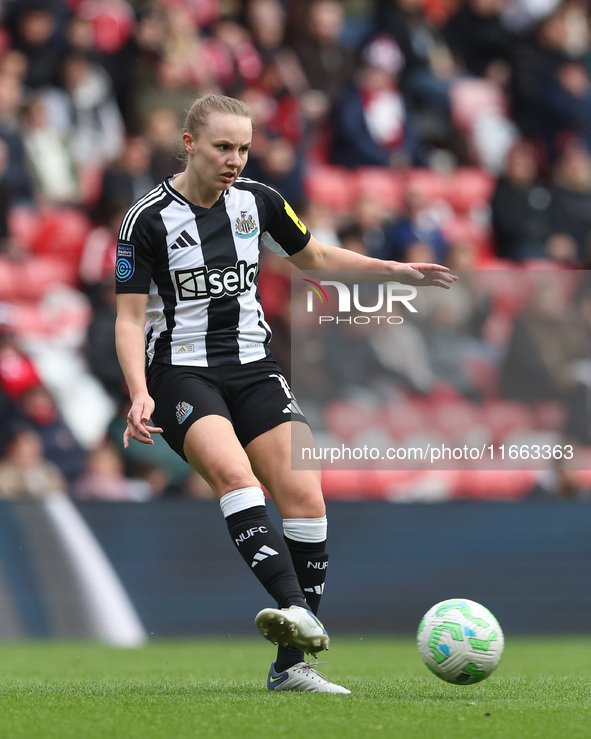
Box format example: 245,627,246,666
170,230,198,249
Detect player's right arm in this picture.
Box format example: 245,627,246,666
115,292,163,448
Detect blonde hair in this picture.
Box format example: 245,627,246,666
184,93,253,138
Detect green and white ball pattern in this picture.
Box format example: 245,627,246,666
417,598,504,684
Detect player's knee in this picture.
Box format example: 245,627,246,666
211,466,259,498
282,488,326,519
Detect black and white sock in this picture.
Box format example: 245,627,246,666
276,516,329,671
220,487,307,610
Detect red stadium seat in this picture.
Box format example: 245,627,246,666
303,164,357,212
573,454,591,491
533,401,566,432
367,469,419,498
482,399,535,443
322,469,426,500
478,258,517,271
431,397,483,441
324,399,381,443
10,303,45,337
8,206,39,250
404,168,449,203
355,168,405,211
16,257,79,301
441,216,492,254
29,208,92,265
382,396,429,439
521,259,560,270
445,168,495,214
321,469,370,498
452,468,537,500
0,258,17,301
386,469,457,501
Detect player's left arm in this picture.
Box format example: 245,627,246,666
287,235,457,289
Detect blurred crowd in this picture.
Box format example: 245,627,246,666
0,0,591,502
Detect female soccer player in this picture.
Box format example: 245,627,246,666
115,93,455,693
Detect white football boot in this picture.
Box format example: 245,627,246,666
255,605,330,656
267,660,351,693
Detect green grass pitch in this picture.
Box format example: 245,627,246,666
0,636,589,739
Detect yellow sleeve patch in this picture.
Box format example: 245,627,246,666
284,201,307,235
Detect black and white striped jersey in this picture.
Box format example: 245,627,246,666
115,176,310,367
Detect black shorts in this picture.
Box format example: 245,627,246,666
147,357,308,460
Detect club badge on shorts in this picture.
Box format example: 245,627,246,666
175,401,194,424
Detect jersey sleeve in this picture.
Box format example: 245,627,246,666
115,216,154,294
257,185,311,257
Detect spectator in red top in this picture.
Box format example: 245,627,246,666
0,321,41,401
15,385,87,485
329,34,420,168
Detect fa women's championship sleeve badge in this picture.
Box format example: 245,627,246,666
116,242,135,282
235,211,258,238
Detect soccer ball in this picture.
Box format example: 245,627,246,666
417,598,504,684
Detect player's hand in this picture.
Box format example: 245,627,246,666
124,394,163,448
393,262,458,289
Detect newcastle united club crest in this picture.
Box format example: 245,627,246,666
235,211,258,239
